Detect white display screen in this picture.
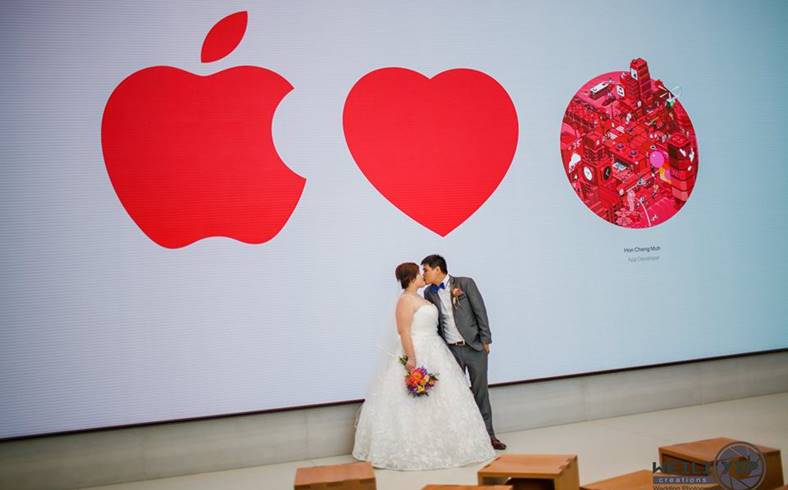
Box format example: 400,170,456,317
1,1,786,439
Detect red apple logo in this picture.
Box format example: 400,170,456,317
343,68,518,236
102,11,305,248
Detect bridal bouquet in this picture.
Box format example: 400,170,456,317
399,355,438,397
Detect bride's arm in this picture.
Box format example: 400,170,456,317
395,300,416,371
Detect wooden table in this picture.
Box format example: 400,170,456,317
294,461,376,490
580,469,720,490
478,454,579,490
659,437,783,490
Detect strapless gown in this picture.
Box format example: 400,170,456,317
352,302,495,470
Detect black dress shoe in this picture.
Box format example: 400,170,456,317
490,436,507,450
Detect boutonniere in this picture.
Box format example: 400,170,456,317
451,287,464,307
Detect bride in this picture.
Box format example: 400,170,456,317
352,262,496,470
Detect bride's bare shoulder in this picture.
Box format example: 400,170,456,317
396,293,421,312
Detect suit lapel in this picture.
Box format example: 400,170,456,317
445,276,469,343
426,286,444,336
426,286,437,304
426,287,440,313
447,275,456,313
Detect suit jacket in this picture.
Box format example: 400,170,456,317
424,275,491,352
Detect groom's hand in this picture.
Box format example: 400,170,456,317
483,342,490,354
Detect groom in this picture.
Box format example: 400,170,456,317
421,254,507,450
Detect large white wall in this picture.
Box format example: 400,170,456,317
0,351,786,490
1,0,787,440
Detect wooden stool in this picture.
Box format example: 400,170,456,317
294,461,376,490
478,454,579,490
580,469,720,489
422,486,513,490
659,437,784,490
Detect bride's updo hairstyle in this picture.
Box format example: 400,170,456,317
395,262,419,289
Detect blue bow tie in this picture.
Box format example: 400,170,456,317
429,283,446,294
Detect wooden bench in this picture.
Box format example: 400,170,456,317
422,485,513,490
294,461,376,490
659,437,783,490
478,454,579,490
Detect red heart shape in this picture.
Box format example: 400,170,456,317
343,67,518,236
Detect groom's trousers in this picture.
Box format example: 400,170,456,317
448,344,495,436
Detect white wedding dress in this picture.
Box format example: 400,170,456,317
352,302,496,470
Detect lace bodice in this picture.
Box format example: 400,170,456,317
410,303,439,337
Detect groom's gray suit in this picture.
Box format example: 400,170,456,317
424,275,495,436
